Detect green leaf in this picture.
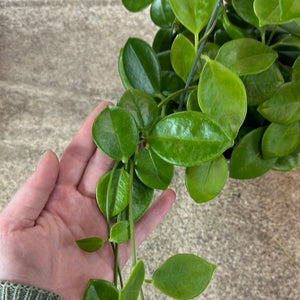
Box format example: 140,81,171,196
122,0,153,12
118,48,134,90
202,42,220,60
152,28,173,53
257,82,300,124
135,147,174,190
262,122,300,159
152,254,216,300
232,0,260,28
150,0,175,28
230,127,277,179
170,34,196,82
280,21,300,37
84,279,119,300
169,0,217,35
76,237,105,253
92,105,139,162
272,153,299,171
123,38,161,96
198,57,247,138
148,111,233,167
117,89,159,132
186,89,201,112
254,0,282,26
216,38,278,75
185,155,228,203
279,0,300,22
242,64,284,106
161,70,185,94
273,34,300,50
292,56,300,81
119,261,145,300
120,173,154,223
110,221,130,244
96,169,129,218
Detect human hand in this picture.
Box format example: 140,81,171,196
0,102,175,300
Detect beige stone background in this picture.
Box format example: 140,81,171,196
0,0,299,299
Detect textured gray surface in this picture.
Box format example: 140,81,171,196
0,1,299,299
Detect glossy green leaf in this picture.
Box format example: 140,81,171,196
122,0,153,12
84,279,119,300
118,48,134,90
292,56,300,81
242,64,284,106
262,122,300,159
92,105,139,162
148,111,233,167
198,57,247,138
152,28,173,53
96,169,129,218
202,42,220,60
221,11,248,40
280,21,300,37
216,38,278,75
161,70,185,94
169,0,217,34
273,34,300,50
254,0,282,26
123,38,161,96
186,89,201,111
117,89,159,132
230,127,276,179
157,50,173,71
279,0,300,22
272,153,299,171
232,0,260,28
135,147,174,190
150,0,175,28
120,173,154,223
76,237,105,253
109,221,130,244
119,261,145,300
185,155,228,203
171,34,196,82
152,254,216,300
257,82,300,124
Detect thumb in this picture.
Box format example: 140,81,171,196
0,150,59,230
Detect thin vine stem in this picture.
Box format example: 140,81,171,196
266,25,278,46
274,238,300,266
178,0,223,111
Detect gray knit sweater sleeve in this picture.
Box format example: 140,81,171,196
0,282,64,300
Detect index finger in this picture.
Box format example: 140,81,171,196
57,101,112,187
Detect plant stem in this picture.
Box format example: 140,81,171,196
194,33,199,52
128,159,136,266
114,244,119,286
266,25,278,46
274,238,300,266
144,279,152,284
178,0,222,112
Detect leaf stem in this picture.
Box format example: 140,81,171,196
114,244,119,286
274,238,300,266
144,279,152,284
266,25,278,46
178,0,222,112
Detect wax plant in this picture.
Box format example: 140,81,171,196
76,0,300,299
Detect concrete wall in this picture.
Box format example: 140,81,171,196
0,1,299,299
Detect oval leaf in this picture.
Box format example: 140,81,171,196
232,0,260,28
118,89,159,132
292,56,300,81
152,254,216,300
148,111,233,167
242,64,284,106
84,279,119,300
185,155,228,203
169,0,217,35
152,28,173,53
119,261,145,300
279,0,300,22
215,38,278,75
272,153,299,171
135,147,174,190
262,122,300,159
76,237,105,253
254,0,282,26
92,105,139,162
123,38,161,96
96,169,129,218
110,221,130,244
171,34,196,82
150,0,175,28
198,57,247,138
122,0,153,12
186,89,201,112
230,127,277,179
118,48,134,90
257,81,300,124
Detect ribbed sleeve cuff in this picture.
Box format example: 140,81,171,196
0,281,64,300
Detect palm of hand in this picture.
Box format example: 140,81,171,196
0,102,175,300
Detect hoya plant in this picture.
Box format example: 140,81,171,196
76,0,300,299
